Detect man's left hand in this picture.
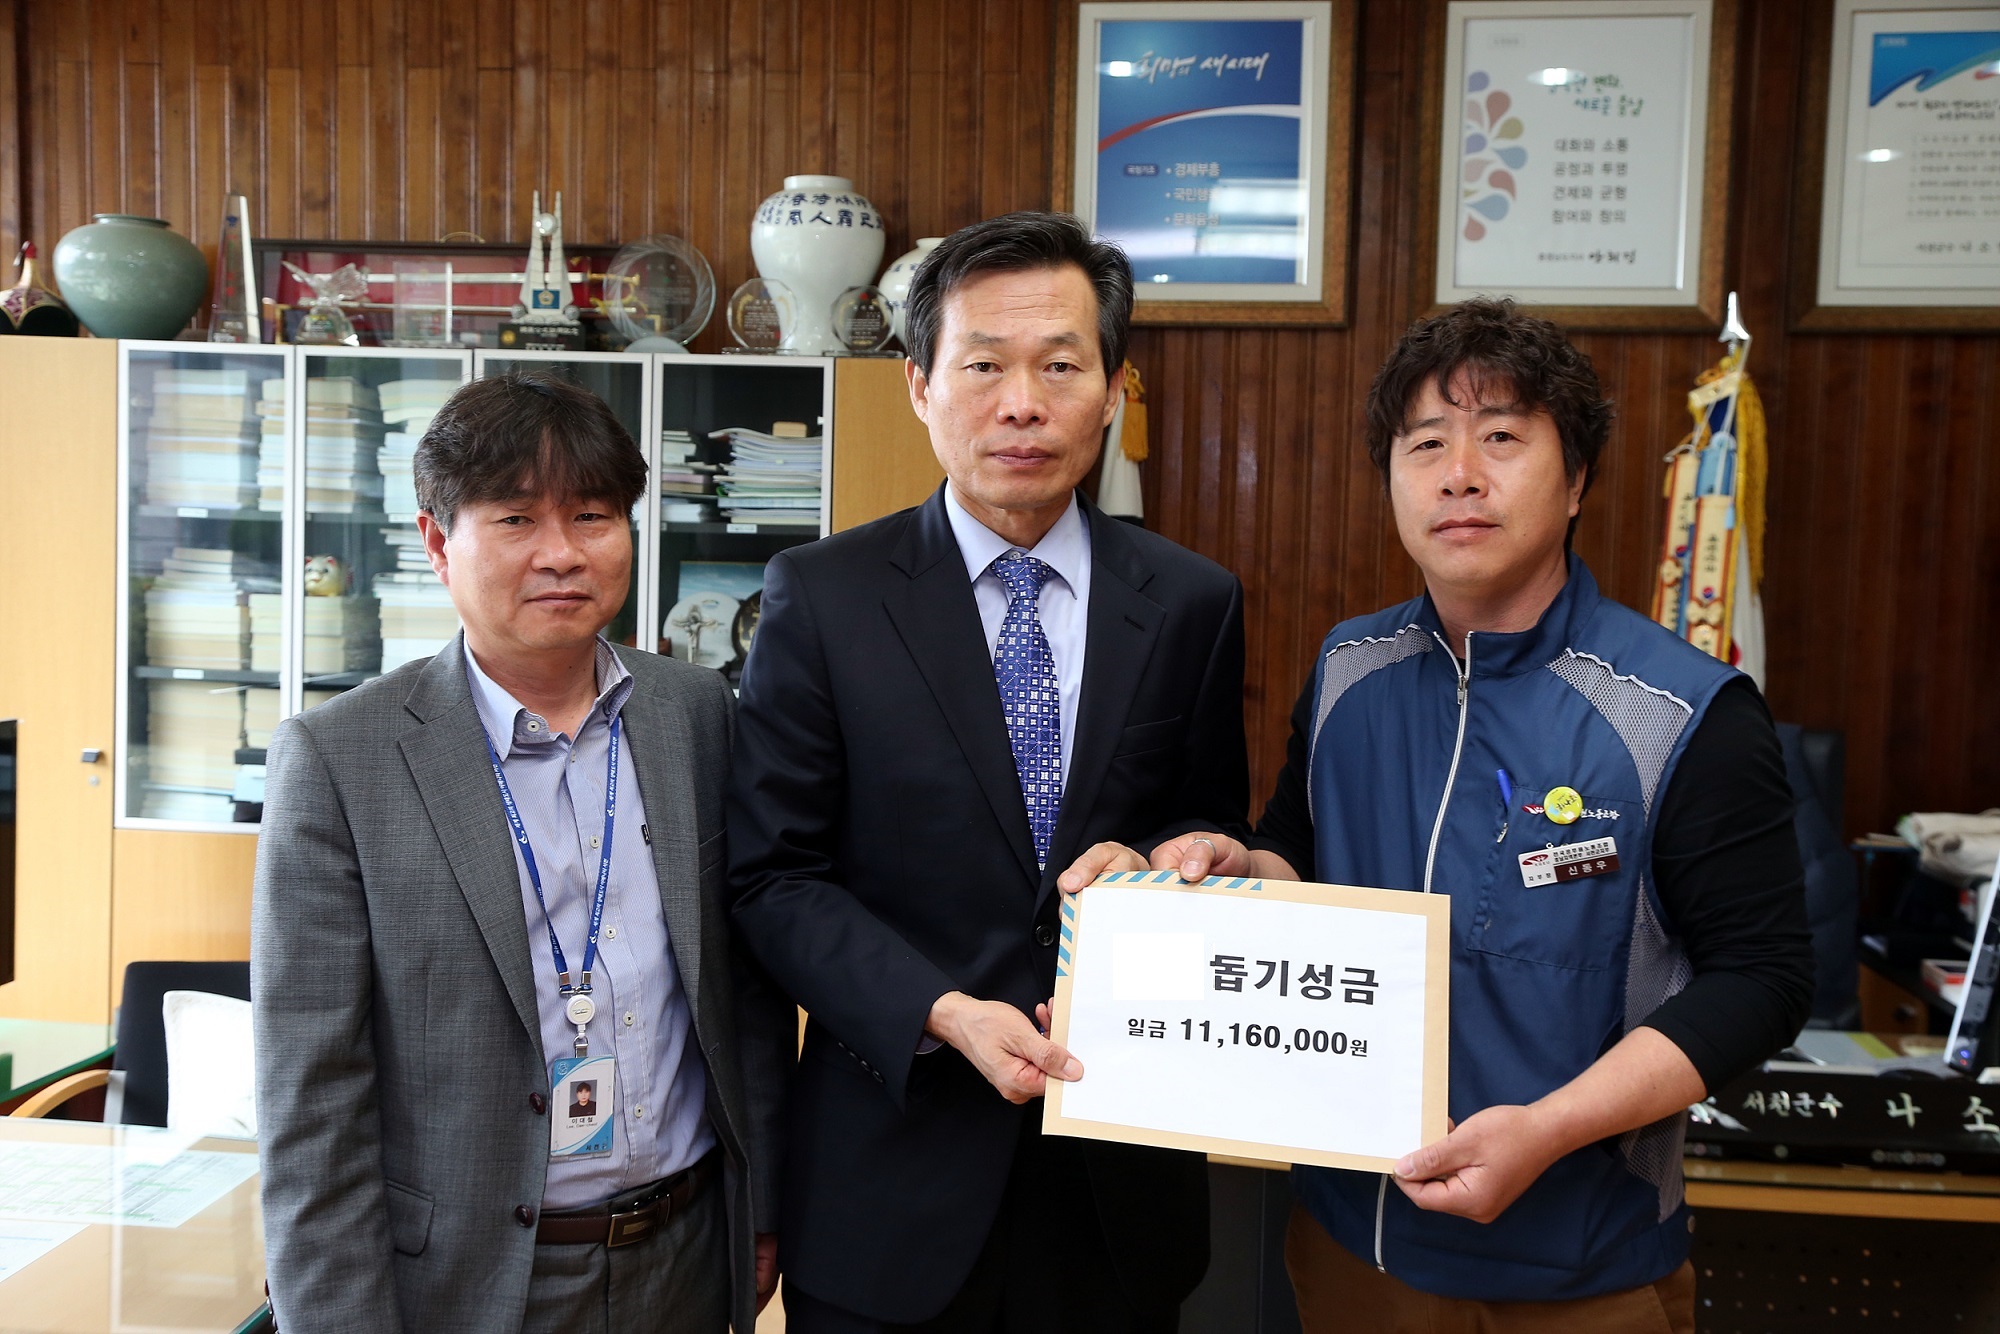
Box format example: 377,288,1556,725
754,1232,779,1311
1391,1105,1562,1224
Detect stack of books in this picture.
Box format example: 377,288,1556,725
711,424,823,528
660,427,718,523
139,679,246,821
247,594,384,675
144,548,275,670
142,369,259,510
255,377,389,513
375,527,459,672
378,378,459,523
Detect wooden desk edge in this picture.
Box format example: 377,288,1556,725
1685,1179,2000,1222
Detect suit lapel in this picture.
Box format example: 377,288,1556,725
397,637,545,1059
882,490,1040,885
613,654,706,1012
1043,507,1162,900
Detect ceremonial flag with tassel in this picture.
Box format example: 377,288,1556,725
1651,297,1767,688
1099,360,1148,521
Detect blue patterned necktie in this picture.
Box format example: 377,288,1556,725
991,551,1063,869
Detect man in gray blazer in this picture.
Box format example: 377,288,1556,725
252,372,789,1333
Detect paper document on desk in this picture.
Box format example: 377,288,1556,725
0,1133,257,1228
0,1221,84,1284
1043,871,1450,1171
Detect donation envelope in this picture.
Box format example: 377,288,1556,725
1043,870,1450,1171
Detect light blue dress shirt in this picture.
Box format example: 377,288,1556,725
465,635,714,1210
942,486,1092,788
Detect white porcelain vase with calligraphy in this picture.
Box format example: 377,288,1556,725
750,175,886,355
879,237,942,348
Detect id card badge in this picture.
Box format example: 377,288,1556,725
550,1055,617,1159
1518,837,1621,887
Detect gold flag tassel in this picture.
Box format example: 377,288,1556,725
1119,361,1149,463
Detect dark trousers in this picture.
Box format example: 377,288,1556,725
784,1111,1181,1334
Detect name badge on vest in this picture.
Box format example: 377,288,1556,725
1518,837,1621,888
550,1054,617,1159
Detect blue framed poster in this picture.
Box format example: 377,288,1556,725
1057,1,1353,325
1812,0,2000,324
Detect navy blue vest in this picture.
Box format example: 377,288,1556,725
1292,557,1738,1301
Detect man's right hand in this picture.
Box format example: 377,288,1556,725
1149,831,1260,882
926,991,1082,1104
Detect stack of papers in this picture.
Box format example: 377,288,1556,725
374,527,458,672
142,369,258,510
378,379,459,522
247,595,383,674
144,549,275,670
712,426,823,528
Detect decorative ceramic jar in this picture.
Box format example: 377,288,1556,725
0,241,79,336
879,237,941,348
51,214,208,340
750,175,885,355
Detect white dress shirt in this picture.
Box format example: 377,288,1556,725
943,485,1092,788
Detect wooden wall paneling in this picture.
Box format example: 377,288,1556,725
0,340,119,1024
0,0,21,269
830,356,941,533
108,829,258,1011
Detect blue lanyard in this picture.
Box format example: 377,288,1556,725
479,711,621,999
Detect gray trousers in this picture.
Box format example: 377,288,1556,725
520,1187,729,1334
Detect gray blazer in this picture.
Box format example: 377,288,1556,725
252,637,791,1333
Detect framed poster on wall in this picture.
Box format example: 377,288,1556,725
1419,0,1734,330
1053,0,1355,326
1798,0,2000,330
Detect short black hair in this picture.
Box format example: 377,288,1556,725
414,372,647,534
904,211,1134,379
1363,298,1613,498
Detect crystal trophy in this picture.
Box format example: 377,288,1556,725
392,259,452,346
283,261,369,346
606,235,716,352
830,285,896,355
207,193,258,342
726,278,796,353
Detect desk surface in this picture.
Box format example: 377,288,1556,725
0,1119,266,1333
0,1020,115,1103
1685,1156,2000,1222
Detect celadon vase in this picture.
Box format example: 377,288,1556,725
750,176,885,355
52,214,209,340
879,237,941,349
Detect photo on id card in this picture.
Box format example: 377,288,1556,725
550,1055,617,1158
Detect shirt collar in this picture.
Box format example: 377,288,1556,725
463,633,634,759
942,485,1088,600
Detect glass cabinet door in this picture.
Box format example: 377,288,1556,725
472,351,651,652
291,348,471,713
653,355,832,686
117,343,291,827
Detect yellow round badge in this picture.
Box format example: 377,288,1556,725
1544,786,1584,825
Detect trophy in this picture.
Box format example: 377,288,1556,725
392,259,453,347
605,235,715,352
725,278,797,353
830,285,896,355
207,193,258,342
500,190,585,352
283,261,368,346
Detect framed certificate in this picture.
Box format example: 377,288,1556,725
1053,0,1355,326
1798,0,2000,330
1043,871,1450,1171
1419,0,1735,330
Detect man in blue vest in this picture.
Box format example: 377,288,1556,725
1062,299,1814,1330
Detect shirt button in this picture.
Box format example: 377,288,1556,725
623,1012,635,1027
1034,923,1057,947
529,1093,547,1115
515,1204,536,1227
589,836,601,849
633,1106,645,1119
526,721,542,733
605,925,618,940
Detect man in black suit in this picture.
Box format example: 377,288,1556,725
727,211,1249,1332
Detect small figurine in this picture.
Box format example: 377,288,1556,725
304,554,348,597
0,242,79,337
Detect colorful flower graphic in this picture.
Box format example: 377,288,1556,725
1459,70,1527,242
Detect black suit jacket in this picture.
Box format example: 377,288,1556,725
727,487,1249,1322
